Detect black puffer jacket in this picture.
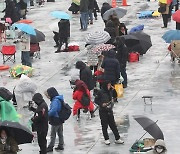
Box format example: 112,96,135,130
31,93,48,133
76,61,94,90
58,19,70,38
101,2,112,17
101,49,120,83
104,20,116,44
88,0,95,10
80,0,89,12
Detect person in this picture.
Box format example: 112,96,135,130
75,61,95,90
104,20,116,44
146,139,167,154
2,0,19,24
0,129,19,154
17,0,27,19
80,0,89,30
53,31,59,48
30,93,48,154
158,2,170,28
115,36,129,88
88,0,95,24
86,44,98,73
94,81,124,145
119,23,128,36
68,2,80,14
100,2,112,24
73,80,95,121
19,32,31,67
93,0,99,20
176,22,180,30
45,87,64,152
55,19,70,53
101,49,120,85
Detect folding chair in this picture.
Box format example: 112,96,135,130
30,43,41,59
1,45,16,64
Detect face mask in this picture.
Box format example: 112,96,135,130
156,147,164,153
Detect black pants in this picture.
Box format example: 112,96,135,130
58,38,68,51
93,9,97,18
37,131,47,154
120,66,127,85
99,110,120,140
175,0,179,11
162,14,168,27
176,22,180,30
168,3,173,19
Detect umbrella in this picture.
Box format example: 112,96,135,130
51,11,71,20
162,30,180,43
172,10,180,23
17,19,33,24
72,0,80,5
131,32,152,54
13,23,36,35
9,65,33,78
134,115,164,140
159,0,167,4
92,44,115,54
120,35,140,47
85,31,111,44
19,29,45,43
103,8,127,20
129,24,144,34
0,121,33,145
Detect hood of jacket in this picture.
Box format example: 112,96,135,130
47,87,59,101
101,81,111,92
32,93,45,106
107,49,116,58
53,95,64,102
154,139,167,153
76,61,86,70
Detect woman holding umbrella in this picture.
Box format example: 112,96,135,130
0,129,19,154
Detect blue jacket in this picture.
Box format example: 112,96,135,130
48,95,64,118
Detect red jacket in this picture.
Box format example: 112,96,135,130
73,89,94,115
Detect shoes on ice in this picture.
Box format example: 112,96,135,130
104,139,124,145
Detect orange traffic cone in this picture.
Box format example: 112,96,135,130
122,0,130,6
112,0,117,8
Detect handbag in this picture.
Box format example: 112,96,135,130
114,83,124,98
129,52,140,62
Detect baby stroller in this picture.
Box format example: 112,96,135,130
170,40,180,63
30,43,40,59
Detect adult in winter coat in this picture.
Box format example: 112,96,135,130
80,0,89,30
17,0,27,19
30,93,48,154
158,2,170,28
86,44,99,73
93,0,100,20
94,81,124,145
101,49,120,85
88,0,95,24
100,2,112,24
104,20,116,44
19,32,31,67
55,19,70,53
115,36,129,88
46,87,64,152
76,61,95,90
0,129,18,154
73,80,94,120
146,139,167,154
3,0,19,24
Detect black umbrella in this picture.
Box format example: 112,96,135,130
120,35,140,47
0,121,33,145
19,29,45,43
134,115,164,140
131,32,152,54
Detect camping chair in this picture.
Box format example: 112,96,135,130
30,43,40,59
1,45,16,64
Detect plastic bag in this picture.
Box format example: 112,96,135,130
114,83,124,98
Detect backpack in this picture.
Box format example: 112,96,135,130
58,101,72,122
0,87,13,101
80,93,90,107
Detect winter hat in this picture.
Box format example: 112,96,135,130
75,61,86,69
32,93,44,105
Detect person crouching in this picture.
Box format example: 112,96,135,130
73,80,94,121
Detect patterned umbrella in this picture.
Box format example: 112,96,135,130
172,10,180,23
92,44,115,54
85,31,111,44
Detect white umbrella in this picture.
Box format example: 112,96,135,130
85,31,111,45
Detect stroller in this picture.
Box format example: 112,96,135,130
169,40,180,63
